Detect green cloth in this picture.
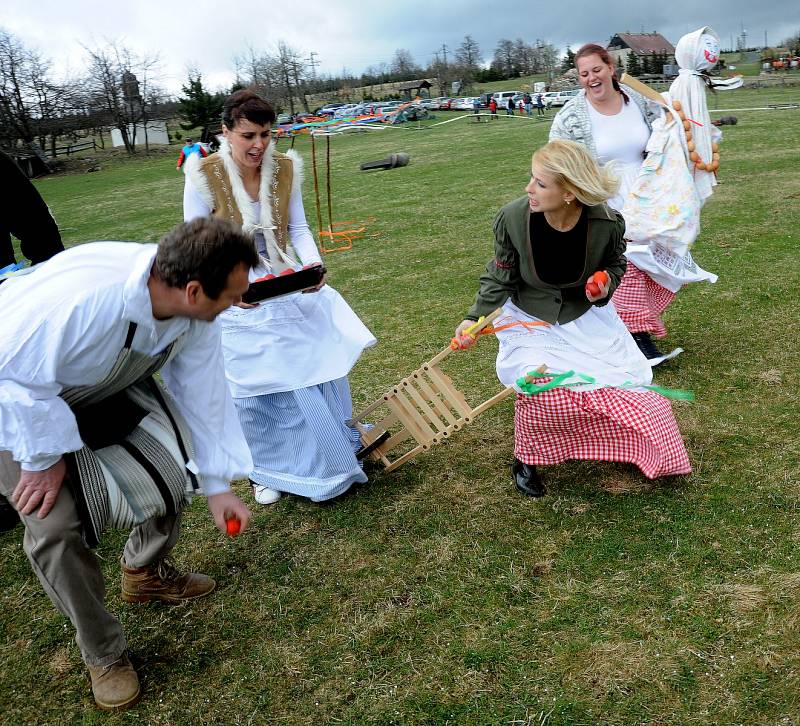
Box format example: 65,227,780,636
466,197,627,325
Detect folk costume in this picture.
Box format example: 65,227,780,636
0,241,252,666
184,140,375,502
466,197,691,479
550,86,716,355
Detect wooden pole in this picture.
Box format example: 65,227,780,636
326,135,334,234
619,73,669,107
310,134,324,241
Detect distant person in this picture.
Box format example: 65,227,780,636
507,97,515,115
176,137,208,171
473,97,481,114
536,93,546,116
489,97,498,119
0,149,65,533
524,93,533,116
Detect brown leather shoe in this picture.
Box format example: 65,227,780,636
87,652,141,711
120,557,216,604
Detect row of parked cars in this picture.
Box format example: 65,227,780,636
303,89,581,121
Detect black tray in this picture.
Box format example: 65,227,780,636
242,264,326,303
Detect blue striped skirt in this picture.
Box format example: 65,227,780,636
233,377,367,501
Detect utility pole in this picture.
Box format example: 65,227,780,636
308,51,319,79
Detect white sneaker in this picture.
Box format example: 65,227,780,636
252,484,281,505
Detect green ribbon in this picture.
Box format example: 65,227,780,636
515,371,694,401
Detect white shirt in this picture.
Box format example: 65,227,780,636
587,99,651,212
183,178,322,267
0,242,253,495
183,177,376,397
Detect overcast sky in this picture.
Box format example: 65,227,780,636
5,0,799,94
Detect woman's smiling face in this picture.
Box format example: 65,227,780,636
577,53,616,103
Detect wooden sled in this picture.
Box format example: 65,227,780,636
351,308,515,472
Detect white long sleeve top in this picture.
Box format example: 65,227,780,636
183,175,322,267
0,242,253,495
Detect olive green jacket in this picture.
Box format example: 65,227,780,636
466,196,627,325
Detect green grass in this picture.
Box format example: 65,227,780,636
2,87,800,724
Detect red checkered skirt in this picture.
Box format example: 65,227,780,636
612,262,675,338
514,387,691,479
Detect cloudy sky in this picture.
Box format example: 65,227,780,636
5,0,798,94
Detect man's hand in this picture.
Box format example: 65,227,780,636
12,458,66,519
207,491,252,535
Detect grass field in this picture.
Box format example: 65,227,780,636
2,86,800,725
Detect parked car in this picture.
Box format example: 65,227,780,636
276,113,293,124
541,89,580,108
334,104,360,118
375,101,403,115
438,97,452,110
449,97,469,110
416,98,436,109
317,103,347,116
491,91,518,109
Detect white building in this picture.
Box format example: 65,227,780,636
110,120,170,147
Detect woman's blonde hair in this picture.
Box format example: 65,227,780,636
532,139,619,206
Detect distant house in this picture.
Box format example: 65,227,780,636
607,32,675,69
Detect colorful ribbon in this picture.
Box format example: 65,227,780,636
515,370,694,401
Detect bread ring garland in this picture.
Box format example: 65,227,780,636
672,98,719,173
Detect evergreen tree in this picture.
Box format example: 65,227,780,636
177,73,224,142
625,51,641,76
561,47,576,73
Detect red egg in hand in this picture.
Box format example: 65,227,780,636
586,282,601,297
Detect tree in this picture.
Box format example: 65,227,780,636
390,49,419,81
625,51,641,76
561,47,575,73
455,35,481,72
177,72,223,142
492,39,516,78
83,41,162,154
454,34,481,90
0,29,59,163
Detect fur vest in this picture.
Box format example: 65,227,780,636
185,139,304,252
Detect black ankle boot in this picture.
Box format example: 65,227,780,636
0,495,20,532
511,458,546,497
632,332,663,360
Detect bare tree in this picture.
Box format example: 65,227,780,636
0,28,55,164
83,41,161,154
492,39,517,78
455,34,481,71
390,49,419,80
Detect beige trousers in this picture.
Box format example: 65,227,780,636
0,450,181,666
